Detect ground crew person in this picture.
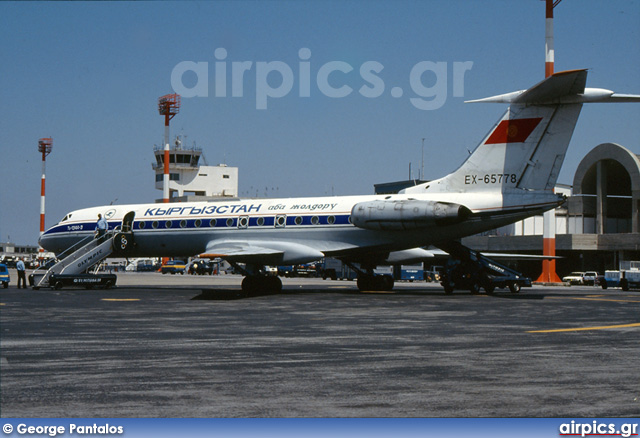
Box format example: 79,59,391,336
16,257,27,289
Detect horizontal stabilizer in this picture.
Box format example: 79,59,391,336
601,93,640,103
514,69,587,103
467,69,640,105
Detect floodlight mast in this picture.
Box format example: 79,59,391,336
38,138,53,253
157,94,181,203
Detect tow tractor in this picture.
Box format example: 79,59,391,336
29,227,133,290
438,242,532,294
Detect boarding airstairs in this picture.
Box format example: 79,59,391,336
439,241,532,294
31,230,132,289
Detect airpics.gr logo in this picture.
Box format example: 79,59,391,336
559,420,638,438
170,48,474,110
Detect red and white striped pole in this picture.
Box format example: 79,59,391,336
537,0,562,283
40,157,46,234
37,138,53,250
163,119,170,204
545,0,555,78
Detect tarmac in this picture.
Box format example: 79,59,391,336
1,271,638,418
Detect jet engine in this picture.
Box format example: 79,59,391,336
350,199,471,231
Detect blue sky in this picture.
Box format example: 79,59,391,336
1,0,639,245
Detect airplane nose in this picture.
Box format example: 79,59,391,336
38,232,50,251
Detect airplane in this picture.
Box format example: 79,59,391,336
38,69,639,293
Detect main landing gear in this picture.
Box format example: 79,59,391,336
241,275,282,294
357,274,394,291
345,262,395,292
232,263,283,294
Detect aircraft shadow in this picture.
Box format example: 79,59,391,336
192,287,546,301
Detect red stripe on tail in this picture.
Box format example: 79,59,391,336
485,118,543,144
484,117,542,144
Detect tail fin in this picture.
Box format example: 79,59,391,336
402,69,639,195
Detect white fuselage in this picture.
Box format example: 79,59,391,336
39,190,559,263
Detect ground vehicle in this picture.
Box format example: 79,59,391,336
396,264,423,281
582,271,598,285
562,272,585,285
0,263,10,288
187,259,214,275
279,263,318,278
125,258,159,272
264,266,278,276
439,245,531,294
600,270,640,291
424,266,443,282
161,260,186,274
562,271,598,285
318,258,357,280
47,273,116,290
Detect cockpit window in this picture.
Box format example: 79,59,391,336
61,214,72,222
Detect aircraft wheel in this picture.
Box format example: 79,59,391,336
54,281,63,290
355,275,393,292
242,276,258,293
508,282,521,294
442,279,454,294
266,276,282,293
357,275,373,291
484,284,495,295
381,275,394,291
469,282,481,295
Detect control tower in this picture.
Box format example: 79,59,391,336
152,136,238,202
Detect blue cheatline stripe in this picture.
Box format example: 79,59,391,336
45,215,353,236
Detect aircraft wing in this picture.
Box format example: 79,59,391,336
379,247,559,264
199,239,325,265
199,239,556,267
426,247,562,260
384,248,435,264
